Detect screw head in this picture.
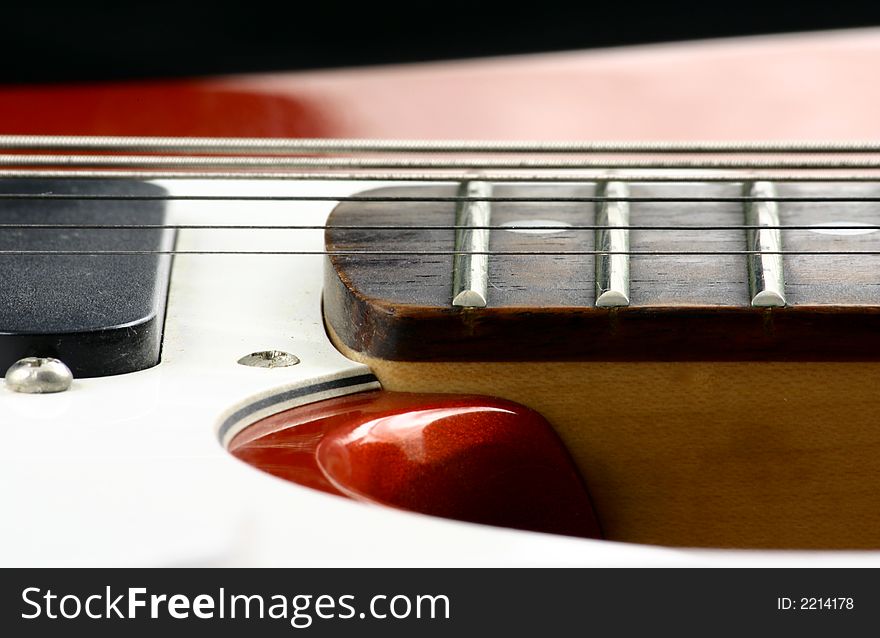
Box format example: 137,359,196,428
237,350,300,368
5,357,73,393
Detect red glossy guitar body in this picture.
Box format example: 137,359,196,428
229,391,601,539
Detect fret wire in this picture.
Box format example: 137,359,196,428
3,136,880,154
7,155,880,170
594,180,631,307
3,170,880,182
451,181,492,307
745,181,786,307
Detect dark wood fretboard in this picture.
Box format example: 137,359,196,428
325,181,880,361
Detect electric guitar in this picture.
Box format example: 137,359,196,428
2,28,880,566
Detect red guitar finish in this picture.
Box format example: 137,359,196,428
2,30,879,139
229,391,601,539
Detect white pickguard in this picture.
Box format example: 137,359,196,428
1,178,875,566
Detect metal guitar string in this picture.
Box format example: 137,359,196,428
2,194,880,202
1,224,879,231
8,154,880,170
3,136,880,153
2,135,880,256
2,170,880,182
4,250,880,256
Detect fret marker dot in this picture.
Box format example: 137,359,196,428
500,219,571,234
809,222,878,236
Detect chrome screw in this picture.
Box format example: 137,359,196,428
237,350,300,368
5,357,73,393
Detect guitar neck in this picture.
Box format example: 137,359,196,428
324,179,880,362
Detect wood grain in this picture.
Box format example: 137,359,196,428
325,182,880,548
329,326,880,550
325,183,880,362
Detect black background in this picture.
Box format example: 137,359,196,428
3,1,880,83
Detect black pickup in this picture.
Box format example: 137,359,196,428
0,179,174,378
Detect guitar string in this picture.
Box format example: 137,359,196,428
2,225,880,231
3,194,880,203
2,170,880,182
3,138,880,254
4,136,880,154
8,155,880,170
4,188,880,233
4,189,880,233
5,251,880,256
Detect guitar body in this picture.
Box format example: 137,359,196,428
2,29,880,565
